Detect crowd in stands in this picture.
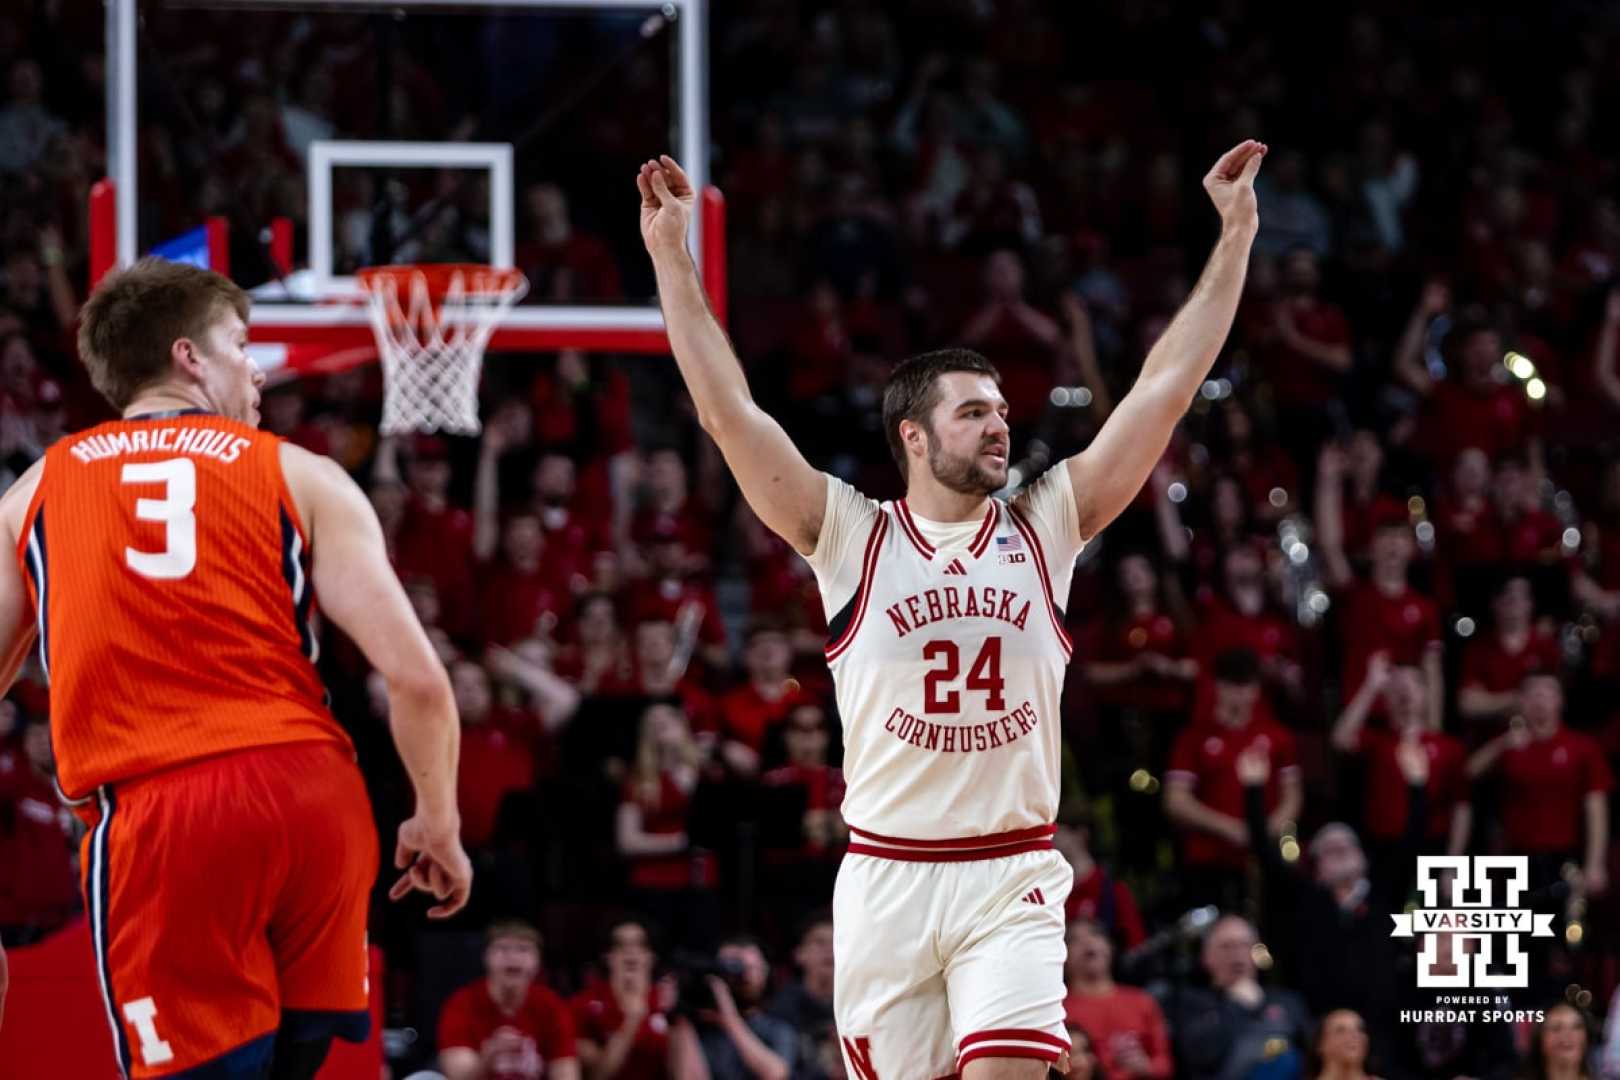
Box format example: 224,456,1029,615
8,0,1620,1077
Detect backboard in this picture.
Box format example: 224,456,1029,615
97,0,718,377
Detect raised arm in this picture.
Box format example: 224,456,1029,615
638,157,826,556
1064,141,1266,542
281,444,471,918
1393,281,1449,396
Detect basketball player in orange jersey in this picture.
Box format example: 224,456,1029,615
638,142,1265,1080
0,258,472,1079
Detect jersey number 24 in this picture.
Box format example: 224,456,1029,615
922,637,1005,713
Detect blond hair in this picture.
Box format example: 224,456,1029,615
77,258,250,409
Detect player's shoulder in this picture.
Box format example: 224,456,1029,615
0,457,46,543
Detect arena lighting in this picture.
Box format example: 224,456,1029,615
1526,377,1548,401
1505,351,1537,379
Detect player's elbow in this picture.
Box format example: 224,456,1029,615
387,662,455,717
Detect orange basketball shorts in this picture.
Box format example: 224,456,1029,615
76,740,378,1078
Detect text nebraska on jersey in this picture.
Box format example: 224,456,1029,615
71,427,252,464
884,585,1031,636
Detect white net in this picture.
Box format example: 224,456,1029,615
359,265,528,435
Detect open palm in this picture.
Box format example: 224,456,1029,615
638,155,695,255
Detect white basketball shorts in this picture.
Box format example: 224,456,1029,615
832,827,1073,1079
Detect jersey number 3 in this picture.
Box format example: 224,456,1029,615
123,458,197,580
922,637,1005,713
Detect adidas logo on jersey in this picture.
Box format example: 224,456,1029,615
942,559,967,576
1021,888,1046,905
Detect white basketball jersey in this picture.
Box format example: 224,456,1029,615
804,469,1085,842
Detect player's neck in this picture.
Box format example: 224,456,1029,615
903,481,991,524
124,386,212,419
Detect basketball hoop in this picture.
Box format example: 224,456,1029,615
357,263,528,435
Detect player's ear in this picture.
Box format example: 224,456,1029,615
900,418,926,459
170,336,204,380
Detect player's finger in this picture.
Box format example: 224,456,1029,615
659,154,692,191
388,872,415,901
1207,139,1258,182
1238,143,1268,183
430,861,452,899
648,167,677,208
394,839,413,870
636,169,655,206
428,879,471,919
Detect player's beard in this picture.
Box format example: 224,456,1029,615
927,437,1006,496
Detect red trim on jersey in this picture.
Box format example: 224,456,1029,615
894,501,934,558
968,502,999,558
959,1029,1070,1052
825,514,889,663
847,823,1056,848
1006,506,1072,656
893,500,998,562
846,839,1054,862
956,1029,1069,1070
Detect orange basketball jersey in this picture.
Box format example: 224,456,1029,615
17,411,350,800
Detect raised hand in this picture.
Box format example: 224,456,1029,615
1395,734,1431,786
638,155,695,257
1421,280,1453,318
1202,140,1268,234
1235,745,1271,787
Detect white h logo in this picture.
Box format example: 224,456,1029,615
1391,856,1556,988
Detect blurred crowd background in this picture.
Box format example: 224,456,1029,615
7,1,1620,1078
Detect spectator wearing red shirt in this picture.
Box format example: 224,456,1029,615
1251,249,1353,458
1467,673,1613,895
1189,545,1305,722
572,918,708,1080
531,451,614,593
475,512,570,647
760,703,848,859
453,660,542,850
602,620,717,735
1165,649,1304,911
625,538,730,675
1430,447,1501,611
1393,284,1538,471
1081,552,1197,719
1318,492,1444,728
438,920,579,1080
1317,433,1404,569
0,718,79,942
617,704,720,949
1209,401,1302,527
1053,822,1147,951
1491,454,1564,568
1062,919,1173,1080
1457,575,1561,731
630,450,714,576
718,624,807,776
516,183,623,301
958,249,1063,425
1331,656,1470,856
554,592,634,695
388,435,477,635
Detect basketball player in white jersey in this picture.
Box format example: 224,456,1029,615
637,140,1266,1080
